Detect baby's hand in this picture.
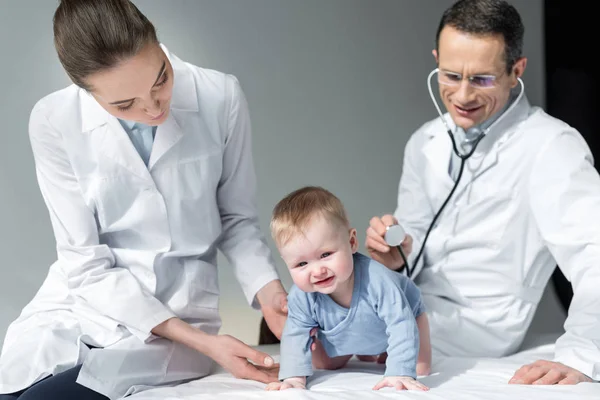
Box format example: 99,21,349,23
265,377,306,391
373,375,429,391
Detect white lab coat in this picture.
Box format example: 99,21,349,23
0,45,279,399
396,93,600,380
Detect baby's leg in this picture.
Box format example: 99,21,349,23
324,354,353,370
416,312,432,376
311,338,352,370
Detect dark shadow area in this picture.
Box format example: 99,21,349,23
545,0,598,312
258,317,280,345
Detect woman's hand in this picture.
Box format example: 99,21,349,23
257,279,288,339
206,334,280,383
152,318,279,383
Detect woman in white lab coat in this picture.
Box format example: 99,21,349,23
0,0,288,399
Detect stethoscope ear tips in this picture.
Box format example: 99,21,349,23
384,224,406,247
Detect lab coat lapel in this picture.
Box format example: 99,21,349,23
422,128,455,192
451,142,499,200
448,101,530,200
148,44,200,170
80,91,152,181
147,111,184,169
450,94,532,200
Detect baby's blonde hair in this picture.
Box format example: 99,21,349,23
271,186,350,247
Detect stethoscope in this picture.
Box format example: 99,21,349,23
384,67,525,277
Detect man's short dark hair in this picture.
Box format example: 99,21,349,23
435,0,525,74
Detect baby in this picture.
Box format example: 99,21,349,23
267,186,431,391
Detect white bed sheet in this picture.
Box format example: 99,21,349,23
129,334,599,400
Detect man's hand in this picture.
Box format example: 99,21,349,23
366,215,413,271
509,360,593,385
257,280,288,339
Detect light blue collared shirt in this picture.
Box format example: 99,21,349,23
118,119,157,166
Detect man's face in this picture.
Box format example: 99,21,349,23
433,26,527,130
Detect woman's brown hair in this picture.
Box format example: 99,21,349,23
53,0,159,91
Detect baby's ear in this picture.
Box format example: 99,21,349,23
349,228,359,252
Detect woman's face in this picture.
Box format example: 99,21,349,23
85,42,174,126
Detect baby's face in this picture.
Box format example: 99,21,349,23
279,216,357,296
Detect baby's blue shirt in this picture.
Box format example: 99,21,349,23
279,252,425,380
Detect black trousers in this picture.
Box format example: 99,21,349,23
0,365,108,400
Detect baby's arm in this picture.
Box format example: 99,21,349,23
266,287,316,391
398,271,432,376
374,282,428,391
416,312,432,376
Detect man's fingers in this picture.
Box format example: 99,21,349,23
366,227,389,252
401,235,413,254
558,374,582,385
520,367,546,384
512,360,590,386
369,216,389,236
533,369,563,385
509,364,532,383
394,381,405,391
380,214,398,228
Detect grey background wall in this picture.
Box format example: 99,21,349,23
0,0,558,347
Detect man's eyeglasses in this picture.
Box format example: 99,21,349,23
438,70,500,89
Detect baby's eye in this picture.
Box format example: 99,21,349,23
296,261,307,268
321,252,332,258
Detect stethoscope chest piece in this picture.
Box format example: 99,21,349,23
385,224,406,247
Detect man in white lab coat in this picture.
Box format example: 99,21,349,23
365,0,599,385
